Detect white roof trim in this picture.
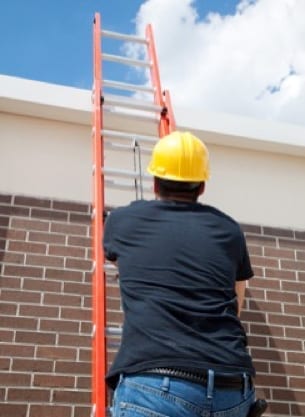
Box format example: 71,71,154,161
1,74,305,156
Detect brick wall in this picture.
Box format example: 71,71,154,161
0,193,304,417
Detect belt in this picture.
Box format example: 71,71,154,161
141,367,252,389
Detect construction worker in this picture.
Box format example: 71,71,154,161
104,131,257,417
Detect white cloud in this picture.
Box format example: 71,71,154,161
130,0,305,126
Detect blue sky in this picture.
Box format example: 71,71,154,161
0,0,239,89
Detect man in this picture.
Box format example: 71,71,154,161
104,131,256,417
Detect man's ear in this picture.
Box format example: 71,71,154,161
198,182,205,196
153,177,160,196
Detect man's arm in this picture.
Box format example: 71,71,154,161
235,280,247,317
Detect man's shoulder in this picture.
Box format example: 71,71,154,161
204,204,242,230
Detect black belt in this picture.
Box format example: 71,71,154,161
141,367,252,389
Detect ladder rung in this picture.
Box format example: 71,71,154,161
104,105,159,124
105,179,152,192
104,94,161,112
106,326,123,336
104,167,151,180
103,53,150,68
104,79,154,94
102,129,158,145
104,263,117,274
105,142,151,155
101,29,147,45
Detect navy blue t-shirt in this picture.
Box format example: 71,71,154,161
104,200,255,389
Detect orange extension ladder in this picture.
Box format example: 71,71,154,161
91,12,176,417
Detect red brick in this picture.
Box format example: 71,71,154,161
282,280,305,293
52,389,90,404
79,349,91,362
29,405,72,417
242,234,277,247
15,331,56,345
295,231,305,240
60,307,91,322
68,235,91,248
281,259,305,271
64,282,91,295
251,348,286,362
0,302,17,315
0,404,27,417
0,194,12,203
8,388,50,401
267,401,290,415
55,361,90,375
5,228,27,240
26,254,64,268
74,406,91,417
31,208,68,221
0,250,25,264
1,289,41,303
0,216,9,227
264,246,295,259
248,277,280,290
250,323,284,337
268,313,301,327
65,257,92,271
270,362,305,376
8,240,47,254
265,268,296,280
0,372,31,386
77,376,91,389
0,329,14,342
53,201,89,213
43,293,81,307
36,346,77,360
51,222,88,236
242,224,262,234
12,358,53,372
70,212,91,224
279,238,305,250
14,196,51,208
3,264,43,278
34,374,75,388
252,360,269,373
11,217,49,231
297,250,305,260
248,299,282,313
284,304,305,316
48,244,85,258
255,373,287,388
251,256,279,268
45,268,83,282
289,377,305,389
28,231,65,244
247,335,267,348
1,276,22,289
248,245,263,256
287,351,305,364
285,327,305,339
0,343,35,358
272,388,305,402
58,334,91,348
23,278,61,292
39,319,79,333
0,358,10,370
291,403,305,417
266,290,298,303
0,205,29,216
262,227,294,238
269,337,303,351
0,315,37,330
20,304,59,318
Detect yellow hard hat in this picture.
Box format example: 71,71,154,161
147,131,210,182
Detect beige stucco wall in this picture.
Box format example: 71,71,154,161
0,75,305,229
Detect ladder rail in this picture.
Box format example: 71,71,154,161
92,13,177,417
92,12,107,417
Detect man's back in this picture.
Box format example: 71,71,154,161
104,199,254,389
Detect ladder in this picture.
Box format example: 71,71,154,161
91,12,176,417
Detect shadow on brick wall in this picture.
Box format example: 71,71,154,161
243,296,304,417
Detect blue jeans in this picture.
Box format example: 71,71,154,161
111,372,255,417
